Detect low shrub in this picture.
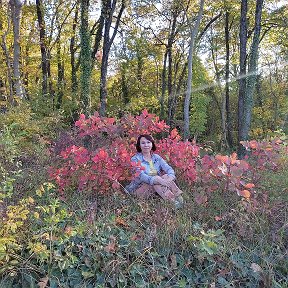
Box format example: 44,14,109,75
49,110,287,204
1,185,286,287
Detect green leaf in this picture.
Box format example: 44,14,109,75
82,270,95,279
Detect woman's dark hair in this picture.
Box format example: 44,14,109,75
136,134,156,152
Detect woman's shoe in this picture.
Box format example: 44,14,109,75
174,195,184,209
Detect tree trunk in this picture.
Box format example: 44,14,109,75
238,0,264,158
170,61,188,126
243,0,264,136
0,4,14,105
225,11,233,148
166,7,185,126
160,50,168,120
100,43,108,116
99,0,111,117
99,0,125,117
23,37,30,100
167,16,177,124
36,0,50,97
237,0,248,157
166,54,174,123
10,0,25,100
91,11,104,69
209,26,228,150
121,63,129,105
56,35,64,109
80,0,91,116
136,50,143,82
183,0,205,140
70,7,78,99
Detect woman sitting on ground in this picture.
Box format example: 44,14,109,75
125,134,183,208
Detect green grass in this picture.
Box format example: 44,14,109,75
1,120,287,287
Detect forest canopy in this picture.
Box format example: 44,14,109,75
0,0,287,151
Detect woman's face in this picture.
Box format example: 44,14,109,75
139,137,152,153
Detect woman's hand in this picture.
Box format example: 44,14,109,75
161,174,175,182
153,175,173,187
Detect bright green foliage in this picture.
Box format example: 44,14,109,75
251,79,288,139
187,223,224,257
0,197,34,265
0,125,22,202
189,58,211,135
190,92,210,135
0,103,65,150
107,28,162,115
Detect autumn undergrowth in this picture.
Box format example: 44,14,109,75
0,107,287,287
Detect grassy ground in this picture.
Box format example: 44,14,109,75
0,112,287,287
10,163,283,288
1,162,287,287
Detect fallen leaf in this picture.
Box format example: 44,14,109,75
240,189,251,198
249,140,258,149
131,234,142,241
244,183,255,189
115,216,129,227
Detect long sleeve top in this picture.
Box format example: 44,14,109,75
125,152,176,193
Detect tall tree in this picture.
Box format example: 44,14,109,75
70,5,79,99
10,0,25,100
183,0,205,140
166,1,185,125
80,0,91,116
55,13,64,109
99,0,125,117
224,9,233,148
237,0,247,156
238,0,264,157
0,1,13,104
36,0,50,97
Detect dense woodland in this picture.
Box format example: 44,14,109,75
0,0,287,287
0,0,287,149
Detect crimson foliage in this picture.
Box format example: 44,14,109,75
49,110,286,202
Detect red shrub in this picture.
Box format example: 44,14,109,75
49,110,286,203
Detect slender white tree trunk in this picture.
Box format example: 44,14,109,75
10,0,25,99
0,3,14,104
183,0,204,140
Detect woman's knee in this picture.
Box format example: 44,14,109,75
134,183,154,198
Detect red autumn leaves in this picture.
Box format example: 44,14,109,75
49,110,285,202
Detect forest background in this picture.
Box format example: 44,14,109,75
0,0,287,287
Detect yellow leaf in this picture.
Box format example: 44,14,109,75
28,197,34,204
240,190,251,198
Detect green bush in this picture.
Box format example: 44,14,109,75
0,103,65,151
1,183,287,287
